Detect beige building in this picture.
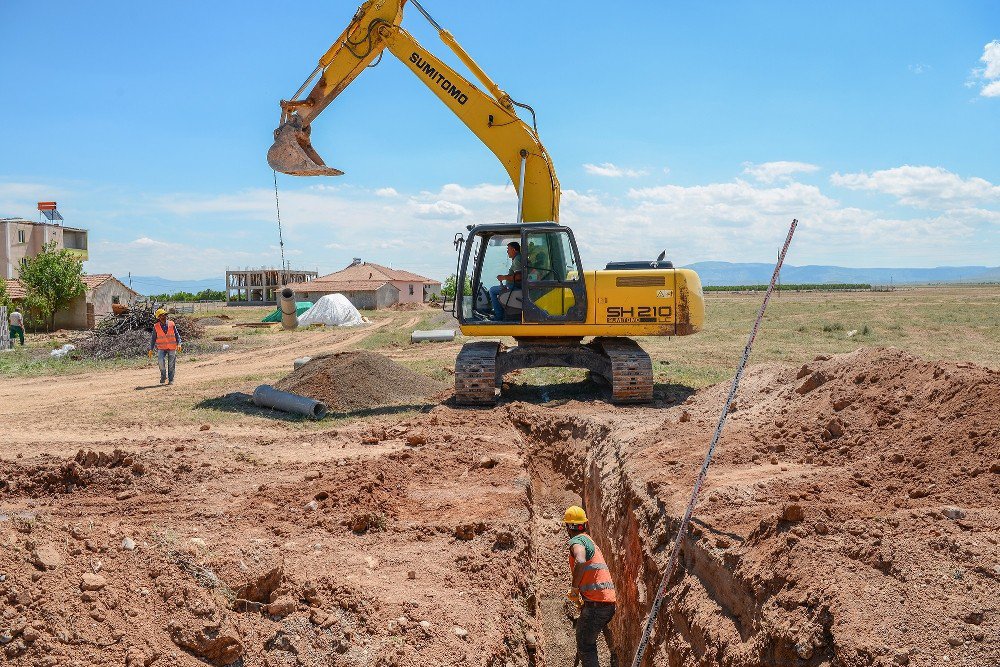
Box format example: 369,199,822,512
1,218,89,280
5,274,137,330
286,260,441,309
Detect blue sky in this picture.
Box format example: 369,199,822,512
1,1,998,280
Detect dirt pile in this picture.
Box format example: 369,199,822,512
521,347,999,666
276,350,446,413
0,410,537,667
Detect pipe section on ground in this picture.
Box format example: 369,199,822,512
252,384,328,420
279,287,298,330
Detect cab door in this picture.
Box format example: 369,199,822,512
521,227,587,323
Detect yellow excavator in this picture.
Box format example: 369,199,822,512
268,0,705,404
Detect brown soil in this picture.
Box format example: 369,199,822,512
275,350,447,414
0,341,997,667
517,347,999,667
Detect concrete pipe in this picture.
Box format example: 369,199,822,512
279,287,298,330
252,385,328,420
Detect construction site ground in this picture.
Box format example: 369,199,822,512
0,286,998,667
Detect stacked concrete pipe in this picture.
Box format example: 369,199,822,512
279,287,298,330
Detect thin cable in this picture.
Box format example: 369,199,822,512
272,170,288,285
629,219,798,667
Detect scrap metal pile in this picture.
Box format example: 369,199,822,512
74,302,205,360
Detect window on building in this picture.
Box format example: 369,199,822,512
17,229,25,244
20,257,28,267
112,296,121,304
409,284,415,295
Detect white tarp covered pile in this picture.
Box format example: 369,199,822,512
297,294,364,327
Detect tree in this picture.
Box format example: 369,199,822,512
442,274,472,299
18,242,86,331
0,277,12,313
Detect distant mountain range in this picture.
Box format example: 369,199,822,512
681,262,1000,286
122,264,1000,295
126,276,224,296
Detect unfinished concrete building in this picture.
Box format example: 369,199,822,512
226,267,318,305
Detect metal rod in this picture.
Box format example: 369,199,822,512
409,0,443,31
629,219,798,667
516,150,527,223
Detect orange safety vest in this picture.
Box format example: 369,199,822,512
154,320,178,351
569,535,616,603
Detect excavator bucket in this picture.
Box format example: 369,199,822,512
267,121,344,177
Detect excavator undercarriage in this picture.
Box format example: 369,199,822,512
454,337,654,405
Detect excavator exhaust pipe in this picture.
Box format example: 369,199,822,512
267,119,344,177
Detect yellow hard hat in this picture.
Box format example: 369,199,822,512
155,308,168,317
563,505,588,525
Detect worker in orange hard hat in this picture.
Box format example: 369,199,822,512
149,308,182,385
564,505,617,667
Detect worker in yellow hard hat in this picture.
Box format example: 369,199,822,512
149,308,182,385
564,505,617,667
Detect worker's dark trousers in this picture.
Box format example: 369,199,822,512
577,602,615,667
9,325,24,346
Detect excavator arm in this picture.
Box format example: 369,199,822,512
267,0,560,222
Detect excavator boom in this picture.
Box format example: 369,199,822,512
267,0,560,222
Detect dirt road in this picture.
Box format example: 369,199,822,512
0,318,392,453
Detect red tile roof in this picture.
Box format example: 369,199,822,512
2,274,137,300
3,278,26,300
284,279,397,293
311,262,440,286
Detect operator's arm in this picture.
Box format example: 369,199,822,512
570,543,588,589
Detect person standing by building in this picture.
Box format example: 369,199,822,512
8,307,25,347
148,308,181,384
564,505,617,667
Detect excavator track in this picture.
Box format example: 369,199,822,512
596,337,654,403
454,341,500,405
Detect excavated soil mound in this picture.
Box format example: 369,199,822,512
275,350,446,413
584,346,1000,666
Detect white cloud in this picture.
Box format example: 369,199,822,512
908,64,929,75
830,165,1000,208
982,80,1000,98
411,200,470,220
970,40,1000,97
583,162,647,178
374,187,398,198
428,183,513,203
742,161,820,184
131,236,169,247
982,40,1000,79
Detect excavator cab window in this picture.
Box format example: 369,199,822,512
521,228,587,322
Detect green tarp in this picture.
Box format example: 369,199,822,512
262,302,313,323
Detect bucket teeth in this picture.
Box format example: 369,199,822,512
267,121,344,177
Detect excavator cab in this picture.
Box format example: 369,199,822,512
453,223,588,325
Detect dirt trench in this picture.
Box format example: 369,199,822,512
510,349,1000,667
512,405,832,667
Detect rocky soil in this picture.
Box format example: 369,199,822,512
1,347,996,667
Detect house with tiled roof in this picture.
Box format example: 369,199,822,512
286,260,442,309
3,273,138,329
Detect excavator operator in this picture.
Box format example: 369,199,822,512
489,241,522,320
